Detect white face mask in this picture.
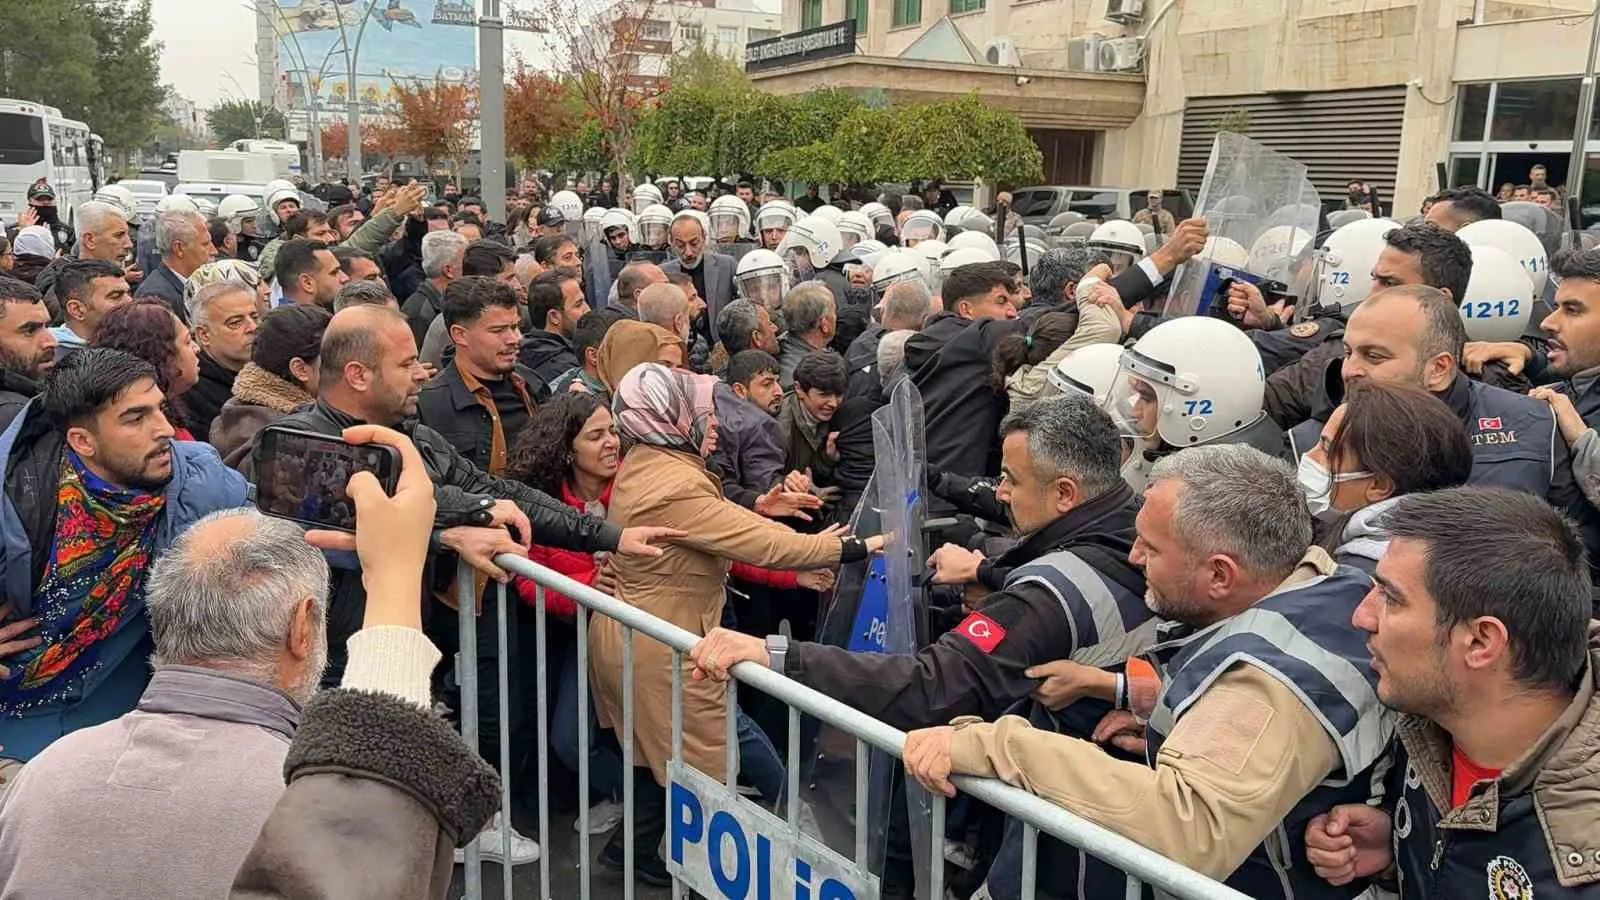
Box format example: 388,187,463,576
1297,453,1373,521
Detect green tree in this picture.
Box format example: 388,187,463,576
84,0,164,149
0,0,165,151
206,100,288,145
547,117,611,177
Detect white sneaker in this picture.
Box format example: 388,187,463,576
455,813,541,866
574,798,624,835
944,838,977,871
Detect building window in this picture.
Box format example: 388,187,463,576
845,0,867,31
892,0,920,27
802,0,823,29
949,0,983,13
641,19,671,41
679,22,703,44
716,25,738,49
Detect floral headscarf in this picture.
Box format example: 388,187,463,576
613,362,717,456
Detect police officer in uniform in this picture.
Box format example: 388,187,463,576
1307,488,1600,899
902,444,1394,900
689,394,1152,733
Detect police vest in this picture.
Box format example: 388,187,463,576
1140,566,1395,900
1003,549,1158,668
1289,378,1560,501
1391,742,1600,899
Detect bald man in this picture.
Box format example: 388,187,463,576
638,282,691,341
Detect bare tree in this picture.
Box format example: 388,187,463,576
538,0,668,183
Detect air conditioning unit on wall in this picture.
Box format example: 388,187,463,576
1098,36,1144,72
984,37,1023,67
1105,0,1145,25
1067,36,1102,73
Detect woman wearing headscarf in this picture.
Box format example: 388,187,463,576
588,363,876,885
593,320,684,403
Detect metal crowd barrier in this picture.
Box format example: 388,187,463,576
453,555,1250,900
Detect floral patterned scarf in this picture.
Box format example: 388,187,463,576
612,363,718,457
2,450,166,712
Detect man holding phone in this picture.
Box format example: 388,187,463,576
245,304,683,688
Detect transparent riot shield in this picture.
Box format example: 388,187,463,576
1162,133,1319,318
813,376,930,891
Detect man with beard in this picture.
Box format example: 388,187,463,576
662,212,736,347
901,444,1392,900
186,282,262,444
518,268,591,388
0,276,58,431
0,349,249,768
706,349,818,518
0,510,329,897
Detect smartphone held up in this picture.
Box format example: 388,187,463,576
252,425,401,532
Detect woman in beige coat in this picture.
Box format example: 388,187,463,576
589,362,874,884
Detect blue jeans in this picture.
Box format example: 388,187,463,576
735,707,787,805
550,618,626,803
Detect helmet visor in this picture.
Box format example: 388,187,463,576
756,210,792,231
710,210,744,243
738,270,786,309
641,222,668,247
902,220,938,244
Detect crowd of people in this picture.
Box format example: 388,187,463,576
0,166,1597,900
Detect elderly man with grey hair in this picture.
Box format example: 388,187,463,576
692,394,1151,769
186,280,263,443
34,200,136,303
844,279,931,396
715,297,780,359
334,278,400,312
638,281,690,341
776,282,836,388
400,228,468,351
134,208,215,322
0,509,331,899
904,443,1392,900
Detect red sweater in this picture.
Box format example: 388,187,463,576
513,479,800,617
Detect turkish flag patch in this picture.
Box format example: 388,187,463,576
956,612,1007,654
1479,417,1503,430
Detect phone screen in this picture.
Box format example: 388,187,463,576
252,426,400,532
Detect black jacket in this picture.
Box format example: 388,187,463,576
907,311,1026,481
242,400,621,683
381,216,429,305
0,370,40,434
401,281,445,353
187,353,238,445
784,485,1145,731
518,330,578,391
842,323,884,401
830,378,886,493
135,263,188,324
414,361,538,472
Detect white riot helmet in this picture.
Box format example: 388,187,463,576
157,193,200,214
1459,244,1536,342
910,239,947,285
944,205,976,230
709,194,752,244
755,201,797,248
581,206,606,245
1247,225,1313,284
218,194,261,231
1309,218,1400,312
938,246,993,276
264,181,300,220
871,249,927,298
812,204,843,224
1047,342,1125,405
778,215,843,268
947,230,1000,261
1088,220,1146,271
1457,218,1549,296
92,184,138,221
633,183,663,213
637,203,674,248
1199,236,1251,269
600,208,633,250
901,210,944,246
736,248,791,310
855,239,887,256
860,202,893,232
550,191,585,239
1104,317,1267,490
1005,239,1049,268
836,211,874,248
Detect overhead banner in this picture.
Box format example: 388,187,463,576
273,0,477,116
744,20,856,73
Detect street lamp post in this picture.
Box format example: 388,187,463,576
339,0,382,180
480,0,507,221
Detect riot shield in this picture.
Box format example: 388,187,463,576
1162,133,1320,318
812,376,930,890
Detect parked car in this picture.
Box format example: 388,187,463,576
1009,186,1194,226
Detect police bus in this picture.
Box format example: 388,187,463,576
227,139,303,178
0,98,103,229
